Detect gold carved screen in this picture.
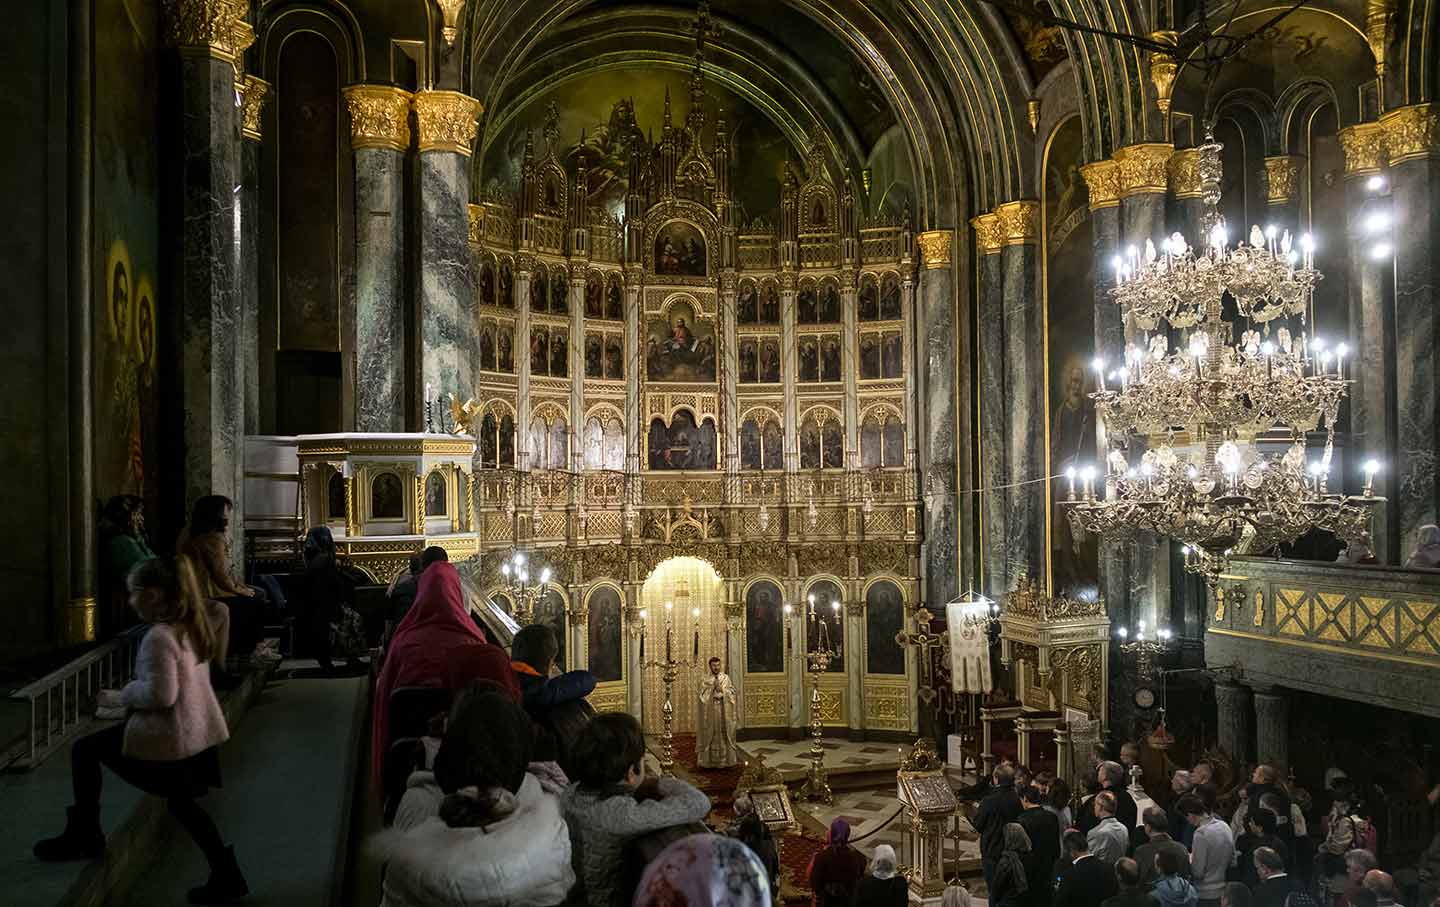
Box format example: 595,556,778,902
639,556,728,735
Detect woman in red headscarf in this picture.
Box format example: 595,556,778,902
371,561,518,789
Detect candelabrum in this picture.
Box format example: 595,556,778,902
1115,619,1173,681
1059,131,1383,585
638,601,700,775
497,550,553,626
797,593,842,803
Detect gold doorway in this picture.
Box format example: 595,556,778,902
639,556,727,735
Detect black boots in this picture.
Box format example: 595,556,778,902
187,845,249,904
33,804,106,861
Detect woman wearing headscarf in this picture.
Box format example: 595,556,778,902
370,682,574,906
728,795,781,894
633,833,772,907
852,843,907,906
1406,524,1440,569
371,561,519,789
301,527,359,674
989,823,1032,907
807,818,868,907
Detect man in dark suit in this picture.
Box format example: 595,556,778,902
1253,847,1304,907
1135,806,1191,888
1080,761,1138,835
1019,784,1063,907
1235,807,1291,889
1102,858,1158,907
1057,830,1118,907
976,764,1024,890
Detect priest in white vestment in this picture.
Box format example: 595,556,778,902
696,656,739,768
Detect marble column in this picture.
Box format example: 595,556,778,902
1252,687,1289,769
916,229,959,608
841,273,859,466
846,600,864,734
624,267,642,474
625,593,643,717
413,90,481,404
720,272,739,472
1115,144,1173,630
1379,104,1440,556
1167,148,1205,244
515,263,533,469
901,272,919,468
239,77,267,436
1081,161,1128,617
1213,681,1252,763
343,85,411,431
780,272,799,472
1339,123,1398,561
972,214,1007,597
164,6,243,526
995,206,1044,585
1263,155,1305,231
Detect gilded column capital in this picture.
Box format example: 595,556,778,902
1339,121,1387,176
1168,148,1203,199
969,213,1003,256
467,203,483,246
344,84,413,152
916,229,954,268
1149,31,1180,116
1380,103,1440,164
436,0,466,46
1365,0,1393,77
162,0,250,61
1079,159,1120,210
412,90,483,156
1114,142,1174,197
238,74,268,142
1262,155,1305,203
994,201,1040,246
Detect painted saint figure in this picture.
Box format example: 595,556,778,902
696,656,739,768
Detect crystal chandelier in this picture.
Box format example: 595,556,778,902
1061,132,1383,582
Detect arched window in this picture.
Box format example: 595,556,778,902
865,581,906,675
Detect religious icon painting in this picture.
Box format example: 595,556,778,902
860,334,881,379
585,278,603,318
880,274,902,320
371,473,403,519
424,471,447,517
882,417,904,466
549,331,569,377
797,285,818,324
882,332,903,378
326,471,345,522
499,260,514,308
479,324,496,371
604,336,623,379
605,278,624,320
861,420,882,468
738,338,759,383
587,586,623,683
531,326,550,375
819,284,841,323
744,581,785,673
653,221,706,277
799,418,821,468
738,282,758,324
761,419,783,468
739,419,762,469
859,278,879,321
531,270,548,313
820,336,842,382
552,272,569,314
498,327,514,373
134,281,156,372
498,414,515,466
798,337,820,382
535,590,567,669
822,419,843,467
761,284,780,323
106,239,133,346
585,333,604,378
480,262,496,306
480,414,499,468
865,581,906,675
759,338,780,383
645,299,715,382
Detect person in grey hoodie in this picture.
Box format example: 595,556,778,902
1180,794,1235,907
1151,848,1200,907
561,712,712,907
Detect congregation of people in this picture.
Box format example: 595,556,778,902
971,750,1440,907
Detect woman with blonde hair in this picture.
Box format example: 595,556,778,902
33,555,245,904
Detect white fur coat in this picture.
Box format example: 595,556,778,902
370,773,575,907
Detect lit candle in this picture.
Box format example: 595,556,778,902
784,604,792,651
1335,343,1348,379
1065,466,1077,500
693,607,700,658
1093,357,1106,391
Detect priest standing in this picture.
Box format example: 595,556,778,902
697,656,739,768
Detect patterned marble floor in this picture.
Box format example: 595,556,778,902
739,737,905,777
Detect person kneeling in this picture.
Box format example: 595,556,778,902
371,682,575,907
562,712,712,907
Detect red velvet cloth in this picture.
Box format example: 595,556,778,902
369,562,519,788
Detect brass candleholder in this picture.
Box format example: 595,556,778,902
797,594,840,803
638,601,699,775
